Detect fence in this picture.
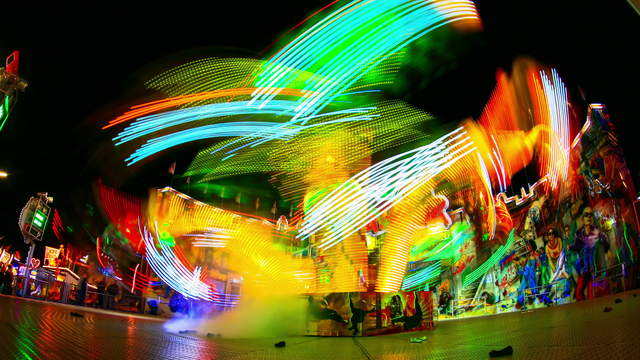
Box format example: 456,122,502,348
439,262,633,319
448,297,488,317
11,274,148,315
591,263,626,296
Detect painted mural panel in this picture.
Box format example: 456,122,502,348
306,291,434,336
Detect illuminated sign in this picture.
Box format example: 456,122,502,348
44,246,61,266
0,249,13,264
32,210,46,228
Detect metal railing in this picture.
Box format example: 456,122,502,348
521,280,569,305
441,262,632,319
591,263,626,294
85,289,146,313
8,275,212,317
448,297,488,316
10,275,149,314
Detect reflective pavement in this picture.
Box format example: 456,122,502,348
1,291,639,359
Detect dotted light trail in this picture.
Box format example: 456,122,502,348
298,127,474,250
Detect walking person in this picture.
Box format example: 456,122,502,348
0,265,7,294
2,265,14,295
96,278,106,308
75,273,88,306
106,279,119,310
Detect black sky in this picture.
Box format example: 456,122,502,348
1,1,639,254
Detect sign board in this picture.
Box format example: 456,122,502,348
19,196,51,242
0,249,12,264
44,246,61,266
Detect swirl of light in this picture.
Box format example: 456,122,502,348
186,101,432,184
107,0,479,166
123,121,301,165
298,126,475,250
141,222,239,306
251,0,480,119
103,87,314,130
114,100,301,145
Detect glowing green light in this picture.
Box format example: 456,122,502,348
32,210,47,229
159,230,175,247
463,230,515,287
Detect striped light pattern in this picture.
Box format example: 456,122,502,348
250,0,479,119
146,57,262,98
114,99,383,165
476,68,536,191
476,150,496,240
51,209,65,242
123,120,300,165
536,68,570,190
114,100,301,145
374,149,485,292
124,265,161,293
94,1,590,299
96,182,144,253
105,57,266,132
477,60,572,193
188,228,232,248
103,87,313,130
186,101,432,184
106,1,478,166
298,127,475,250
402,261,441,291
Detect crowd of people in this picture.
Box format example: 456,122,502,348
1,262,194,318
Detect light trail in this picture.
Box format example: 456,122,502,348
298,127,474,250
251,0,479,119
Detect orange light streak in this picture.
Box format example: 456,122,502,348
103,87,314,129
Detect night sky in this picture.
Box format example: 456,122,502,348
1,1,639,255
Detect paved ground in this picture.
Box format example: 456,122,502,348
1,291,639,359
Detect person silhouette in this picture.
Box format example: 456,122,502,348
391,293,423,331
307,295,347,324
347,293,376,336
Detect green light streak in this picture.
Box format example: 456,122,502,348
623,223,635,263
15,309,38,360
402,261,441,291
0,95,11,132
31,209,48,230
463,230,515,288
410,222,473,262
253,0,478,118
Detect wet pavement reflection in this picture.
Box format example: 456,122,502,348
1,291,639,359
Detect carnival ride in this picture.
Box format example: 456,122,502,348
95,0,638,325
